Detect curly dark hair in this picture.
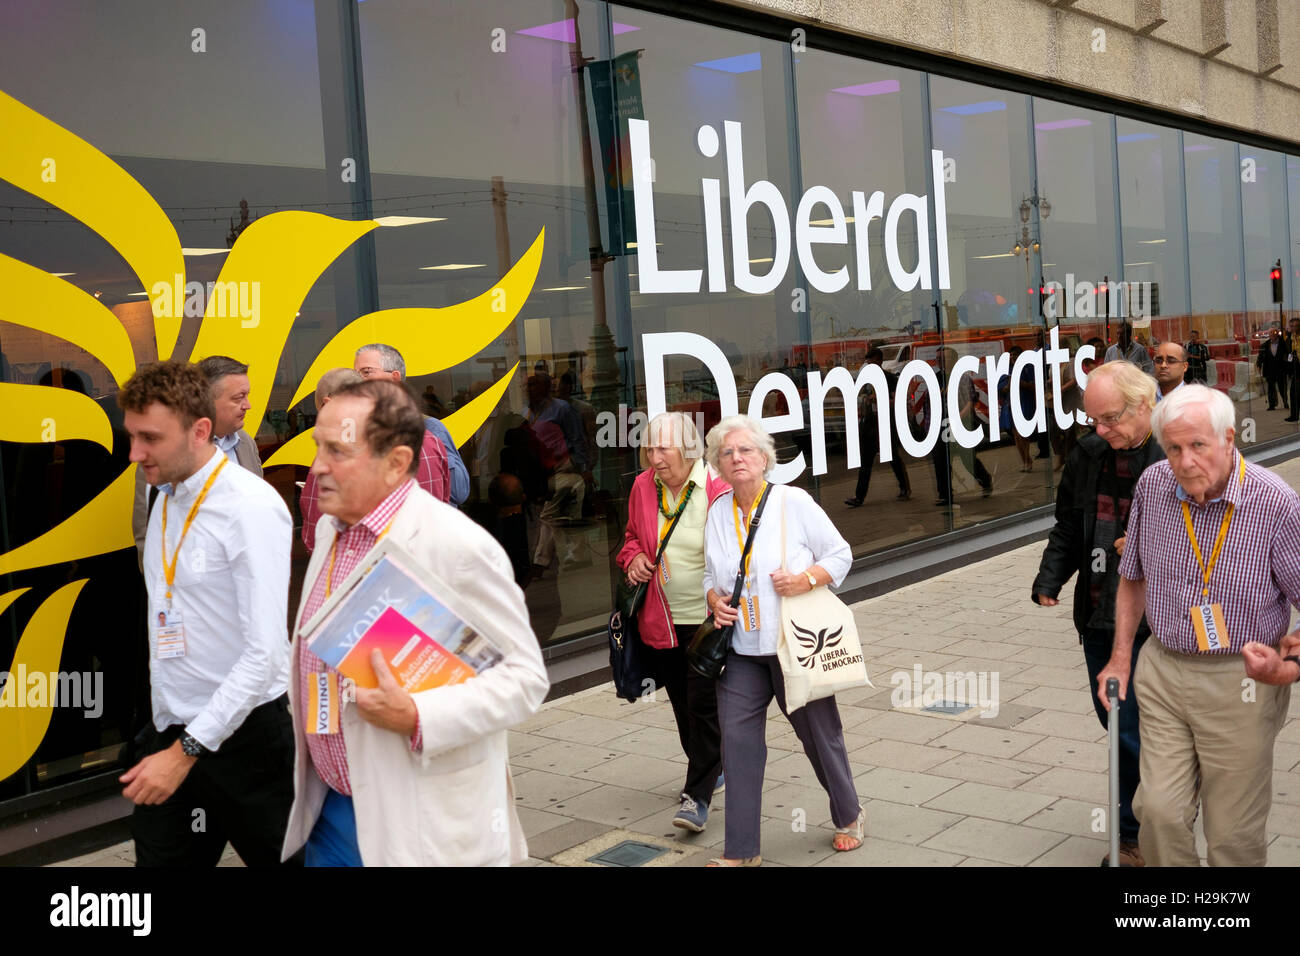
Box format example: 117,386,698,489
330,378,424,475
117,361,215,430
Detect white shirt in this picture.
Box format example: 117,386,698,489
142,446,292,749
703,484,853,656
1155,380,1185,403
214,431,240,464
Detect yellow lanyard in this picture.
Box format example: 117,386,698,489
326,516,397,598
731,483,767,581
1180,454,1246,599
160,455,229,603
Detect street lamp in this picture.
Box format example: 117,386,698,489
1010,193,1050,322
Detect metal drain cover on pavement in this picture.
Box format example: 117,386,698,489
923,701,972,715
587,840,671,867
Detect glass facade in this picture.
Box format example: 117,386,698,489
1,0,1298,809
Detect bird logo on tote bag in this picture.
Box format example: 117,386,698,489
791,622,844,668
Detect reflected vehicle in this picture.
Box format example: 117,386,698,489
880,342,912,375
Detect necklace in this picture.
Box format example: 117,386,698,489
655,476,695,520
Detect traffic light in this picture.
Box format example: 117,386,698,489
1273,260,1284,304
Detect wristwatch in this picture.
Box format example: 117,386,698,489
180,731,208,758
1285,655,1300,683
804,570,817,589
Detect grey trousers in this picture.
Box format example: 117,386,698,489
716,652,861,858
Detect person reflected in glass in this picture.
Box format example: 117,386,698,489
932,348,993,506
702,415,862,866
1106,322,1154,374
844,347,911,507
1184,329,1210,385
617,412,728,833
523,371,588,575
1257,325,1289,411
1003,345,1035,472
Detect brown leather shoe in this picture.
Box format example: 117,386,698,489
1100,840,1144,867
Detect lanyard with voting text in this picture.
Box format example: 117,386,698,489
155,456,228,659
732,483,770,631
309,514,397,733
1181,455,1245,652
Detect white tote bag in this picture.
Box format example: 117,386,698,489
776,489,872,712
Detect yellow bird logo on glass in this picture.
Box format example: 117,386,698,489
0,90,543,780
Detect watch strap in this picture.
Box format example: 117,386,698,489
180,731,206,757
1285,655,1300,683
804,570,817,589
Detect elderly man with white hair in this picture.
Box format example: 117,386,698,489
1097,384,1300,866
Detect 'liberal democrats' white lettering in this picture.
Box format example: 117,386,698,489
628,118,951,297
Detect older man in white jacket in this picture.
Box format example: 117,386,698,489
281,379,549,866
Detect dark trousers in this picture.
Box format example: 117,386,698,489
1082,628,1147,842
716,653,860,859
931,435,991,503
642,627,722,805
1290,370,1300,416
853,427,911,500
131,694,299,867
1266,375,1288,409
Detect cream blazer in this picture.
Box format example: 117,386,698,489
280,485,550,866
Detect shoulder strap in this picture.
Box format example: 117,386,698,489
652,497,687,567
147,484,160,519
729,484,772,605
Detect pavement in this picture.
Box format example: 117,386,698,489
51,455,1300,868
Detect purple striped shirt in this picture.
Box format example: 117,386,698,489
1119,451,1300,654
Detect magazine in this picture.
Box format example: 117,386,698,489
302,538,505,692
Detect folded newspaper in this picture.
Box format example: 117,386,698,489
301,538,504,693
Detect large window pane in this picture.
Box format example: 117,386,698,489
0,0,329,800
793,52,940,555
359,0,615,647
930,76,1051,530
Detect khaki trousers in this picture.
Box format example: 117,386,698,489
1133,637,1290,866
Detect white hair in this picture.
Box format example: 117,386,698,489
1151,383,1235,446
640,411,705,469
704,415,777,477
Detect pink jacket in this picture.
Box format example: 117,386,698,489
616,466,730,649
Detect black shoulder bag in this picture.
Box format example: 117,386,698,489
607,506,687,702
686,484,771,680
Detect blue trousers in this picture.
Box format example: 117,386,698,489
1082,628,1147,842
305,788,363,867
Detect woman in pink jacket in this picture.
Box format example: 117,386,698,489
617,411,729,833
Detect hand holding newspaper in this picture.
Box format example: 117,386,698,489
301,538,505,693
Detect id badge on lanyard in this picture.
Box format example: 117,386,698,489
1182,456,1244,652
742,581,762,632
154,604,186,659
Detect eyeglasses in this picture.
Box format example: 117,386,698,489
720,445,759,460
1083,405,1134,428
1152,357,1186,365
357,366,384,377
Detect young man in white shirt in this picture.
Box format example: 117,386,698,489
119,360,297,866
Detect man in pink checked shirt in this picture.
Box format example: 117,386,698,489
281,379,548,866
298,368,450,552
1098,384,1300,866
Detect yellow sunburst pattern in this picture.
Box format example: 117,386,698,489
0,92,541,780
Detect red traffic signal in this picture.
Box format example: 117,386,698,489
1273,260,1284,304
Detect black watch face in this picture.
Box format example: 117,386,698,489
182,735,202,757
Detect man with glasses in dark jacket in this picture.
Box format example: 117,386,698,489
1031,360,1163,867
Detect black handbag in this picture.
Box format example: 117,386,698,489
686,484,771,679
608,507,687,702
